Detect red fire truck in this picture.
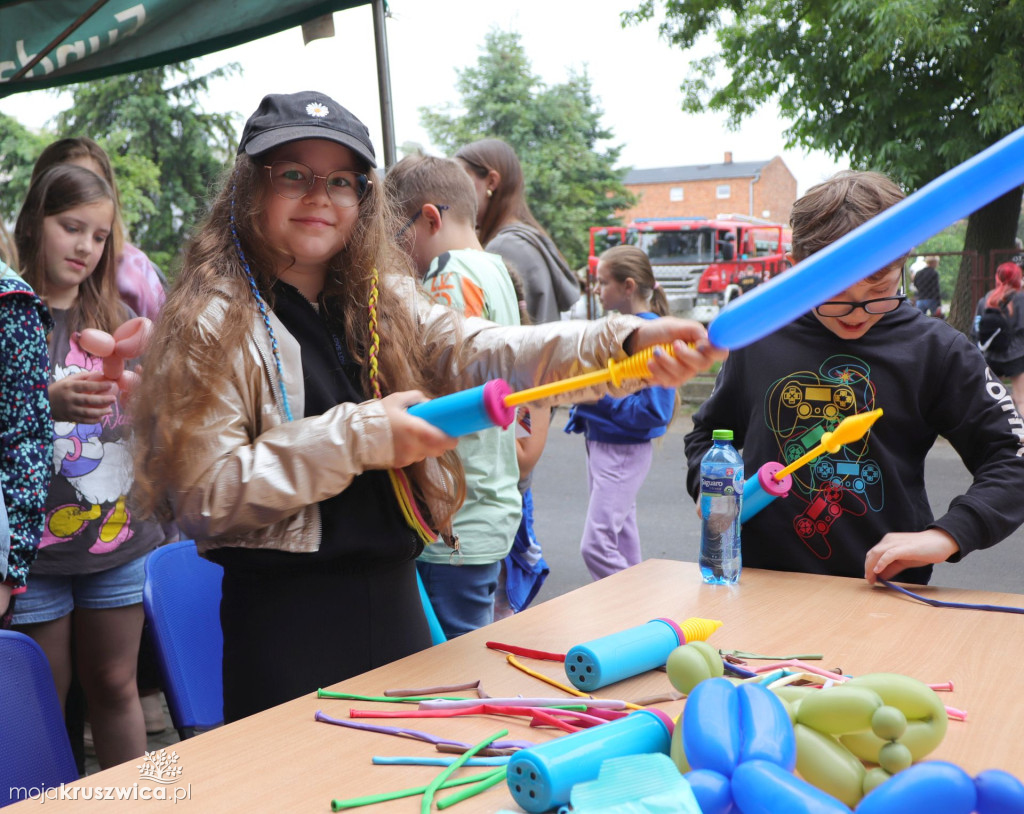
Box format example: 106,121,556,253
588,214,791,323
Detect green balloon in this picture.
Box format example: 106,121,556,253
665,641,723,695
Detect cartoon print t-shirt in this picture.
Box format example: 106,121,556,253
684,305,1024,583
30,308,162,576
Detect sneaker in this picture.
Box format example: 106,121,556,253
140,692,169,735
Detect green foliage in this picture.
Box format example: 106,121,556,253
623,0,1024,330
55,61,239,273
910,221,968,300
0,112,51,224
624,1,1024,185
420,30,634,268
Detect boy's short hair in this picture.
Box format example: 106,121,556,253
790,170,905,262
384,154,477,228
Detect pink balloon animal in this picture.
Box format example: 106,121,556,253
74,316,153,396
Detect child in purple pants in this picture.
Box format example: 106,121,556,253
566,246,676,579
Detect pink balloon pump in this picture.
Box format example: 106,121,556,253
709,124,1024,350
407,379,515,437
74,317,153,396
740,462,792,523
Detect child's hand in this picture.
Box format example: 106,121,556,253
864,528,960,584
627,317,727,387
381,391,460,467
49,372,118,423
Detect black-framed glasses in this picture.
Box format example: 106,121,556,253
396,204,449,239
264,161,371,207
815,266,906,318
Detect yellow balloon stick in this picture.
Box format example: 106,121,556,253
503,343,677,408
773,408,884,481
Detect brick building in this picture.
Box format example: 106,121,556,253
619,152,797,225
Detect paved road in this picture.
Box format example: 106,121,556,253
528,407,1024,606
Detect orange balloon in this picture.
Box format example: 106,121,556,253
113,316,153,359
77,328,116,357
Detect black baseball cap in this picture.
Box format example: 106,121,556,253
238,91,376,168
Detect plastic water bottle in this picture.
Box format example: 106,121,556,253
699,429,744,584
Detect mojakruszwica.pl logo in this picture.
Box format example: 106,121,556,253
9,749,192,803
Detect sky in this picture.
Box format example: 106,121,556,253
0,0,847,196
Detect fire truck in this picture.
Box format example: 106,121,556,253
588,214,791,323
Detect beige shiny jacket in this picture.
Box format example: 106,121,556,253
175,276,644,557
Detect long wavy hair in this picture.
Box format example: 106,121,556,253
454,139,564,258
14,163,122,333
130,151,466,528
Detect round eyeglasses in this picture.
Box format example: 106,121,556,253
264,161,371,207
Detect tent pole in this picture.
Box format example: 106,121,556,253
9,0,110,82
371,0,397,170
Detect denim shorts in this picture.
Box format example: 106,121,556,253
10,552,148,625
416,560,501,640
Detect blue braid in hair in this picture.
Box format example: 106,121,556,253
230,186,294,422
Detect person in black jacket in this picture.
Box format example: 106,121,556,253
912,255,942,316
973,261,1024,413
685,171,1024,585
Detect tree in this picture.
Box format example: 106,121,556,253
623,0,1024,330
0,112,51,222
55,61,239,272
420,30,634,269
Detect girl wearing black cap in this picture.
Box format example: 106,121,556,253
130,90,722,721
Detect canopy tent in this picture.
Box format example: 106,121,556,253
0,0,398,165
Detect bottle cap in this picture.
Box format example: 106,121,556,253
712,429,734,441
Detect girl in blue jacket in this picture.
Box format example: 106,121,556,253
566,246,677,579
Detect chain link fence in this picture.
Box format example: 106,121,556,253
915,249,1023,336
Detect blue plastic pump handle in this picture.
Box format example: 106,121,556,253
709,125,1024,350
506,709,673,813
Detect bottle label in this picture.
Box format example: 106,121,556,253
701,469,741,496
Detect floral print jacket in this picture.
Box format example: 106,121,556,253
0,262,53,590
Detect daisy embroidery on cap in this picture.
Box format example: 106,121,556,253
306,101,329,118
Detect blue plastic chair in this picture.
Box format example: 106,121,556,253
142,540,224,739
416,569,447,646
0,630,78,807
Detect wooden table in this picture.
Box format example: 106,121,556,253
12,560,1024,811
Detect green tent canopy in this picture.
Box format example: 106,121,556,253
0,0,398,164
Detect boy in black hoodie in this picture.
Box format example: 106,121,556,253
685,170,1024,584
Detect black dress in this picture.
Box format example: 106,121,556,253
211,283,432,722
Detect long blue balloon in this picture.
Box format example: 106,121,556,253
709,125,1024,350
